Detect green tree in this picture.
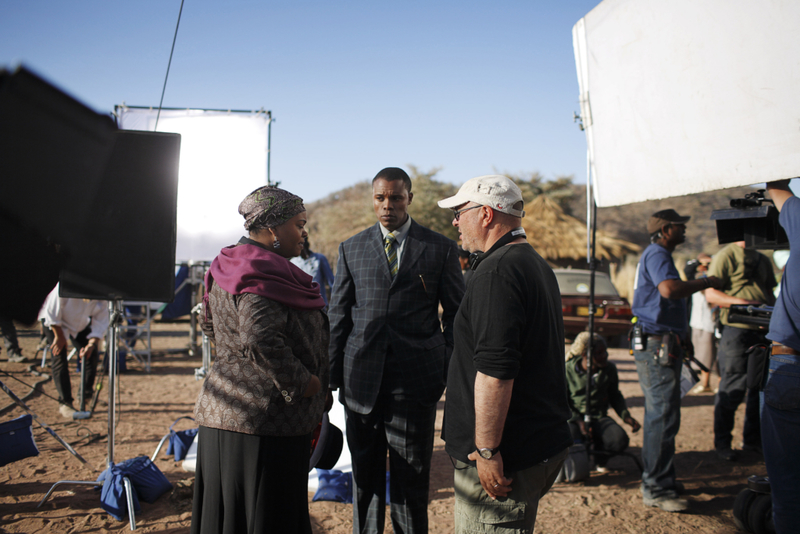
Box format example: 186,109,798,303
407,165,460,241
499,170,578,215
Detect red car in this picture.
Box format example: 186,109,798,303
554,269,633,346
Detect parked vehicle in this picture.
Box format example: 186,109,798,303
554,269,632,346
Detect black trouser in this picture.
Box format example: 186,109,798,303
44,322,98,407
569,417,630,467
0,316,20,354
714,326,763,450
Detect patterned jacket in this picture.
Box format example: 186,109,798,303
194,280,330,436
328,220,464,413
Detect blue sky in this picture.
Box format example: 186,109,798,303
2,1,602,203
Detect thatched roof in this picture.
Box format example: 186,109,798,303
522,195,640,262
305,182,641,270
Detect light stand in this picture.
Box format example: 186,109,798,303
38,300,138,530
187,261,206,357
582,181,643,474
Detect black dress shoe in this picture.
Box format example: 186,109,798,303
716,447,738,461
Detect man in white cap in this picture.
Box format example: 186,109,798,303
438,175,571,534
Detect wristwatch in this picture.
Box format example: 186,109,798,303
477,447,500,459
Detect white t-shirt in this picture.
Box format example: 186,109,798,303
38,284,110,339
690,291,715,333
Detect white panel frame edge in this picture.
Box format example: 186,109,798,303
118,107,271,261
573,0,800,208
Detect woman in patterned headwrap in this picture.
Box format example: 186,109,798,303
191,186,330,534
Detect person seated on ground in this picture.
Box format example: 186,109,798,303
38,283,109,419
565,332,641,472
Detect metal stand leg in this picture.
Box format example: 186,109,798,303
151,433,171,462
37,480,102,508
123,476,137,531
188,261,206,357
0,380,87,464
195,333,211,380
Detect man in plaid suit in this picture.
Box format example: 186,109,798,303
329,167,465,534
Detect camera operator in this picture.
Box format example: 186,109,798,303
703,242,776,461
763,179,800,534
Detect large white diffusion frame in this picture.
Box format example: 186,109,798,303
573,0,800,207
117,107,271,261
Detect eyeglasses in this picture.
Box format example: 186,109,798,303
452,205,482,221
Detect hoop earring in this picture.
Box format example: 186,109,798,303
273,238,281,249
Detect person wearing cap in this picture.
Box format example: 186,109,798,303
631,209,722,512
191,186,330,534
762,179,800,533
327,167,464,534
565,332,640,473
438,175,571,534
703,241,775,461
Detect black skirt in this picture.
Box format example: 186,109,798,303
190,426,313,534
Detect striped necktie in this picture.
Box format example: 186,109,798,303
385,232,398,278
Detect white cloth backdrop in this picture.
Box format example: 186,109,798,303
573,0,800,207
118,108,270,261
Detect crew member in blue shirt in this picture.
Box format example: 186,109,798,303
631,209,722,512
763,179,800,534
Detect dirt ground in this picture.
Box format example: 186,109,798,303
0,322,763,533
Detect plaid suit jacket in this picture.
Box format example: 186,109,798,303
328,219,465,414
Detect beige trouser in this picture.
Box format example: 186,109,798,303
453,448,568,534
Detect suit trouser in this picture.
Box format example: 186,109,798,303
44,323,97,407
345,392,437,534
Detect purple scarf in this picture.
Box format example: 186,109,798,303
205,243,325,312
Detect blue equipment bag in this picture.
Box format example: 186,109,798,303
166,417,198,462
97,465,142,521
312,469,353,503
97,455,173,519
0,414,39,467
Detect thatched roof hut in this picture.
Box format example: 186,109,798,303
522,195,640,270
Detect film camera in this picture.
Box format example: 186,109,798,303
709,189,786,327
710,189,788,250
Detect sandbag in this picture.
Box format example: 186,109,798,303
0,414,38,467
554,443,590,483
312,469,353,503
97,455,173,520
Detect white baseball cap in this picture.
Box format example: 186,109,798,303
438,175,525,218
